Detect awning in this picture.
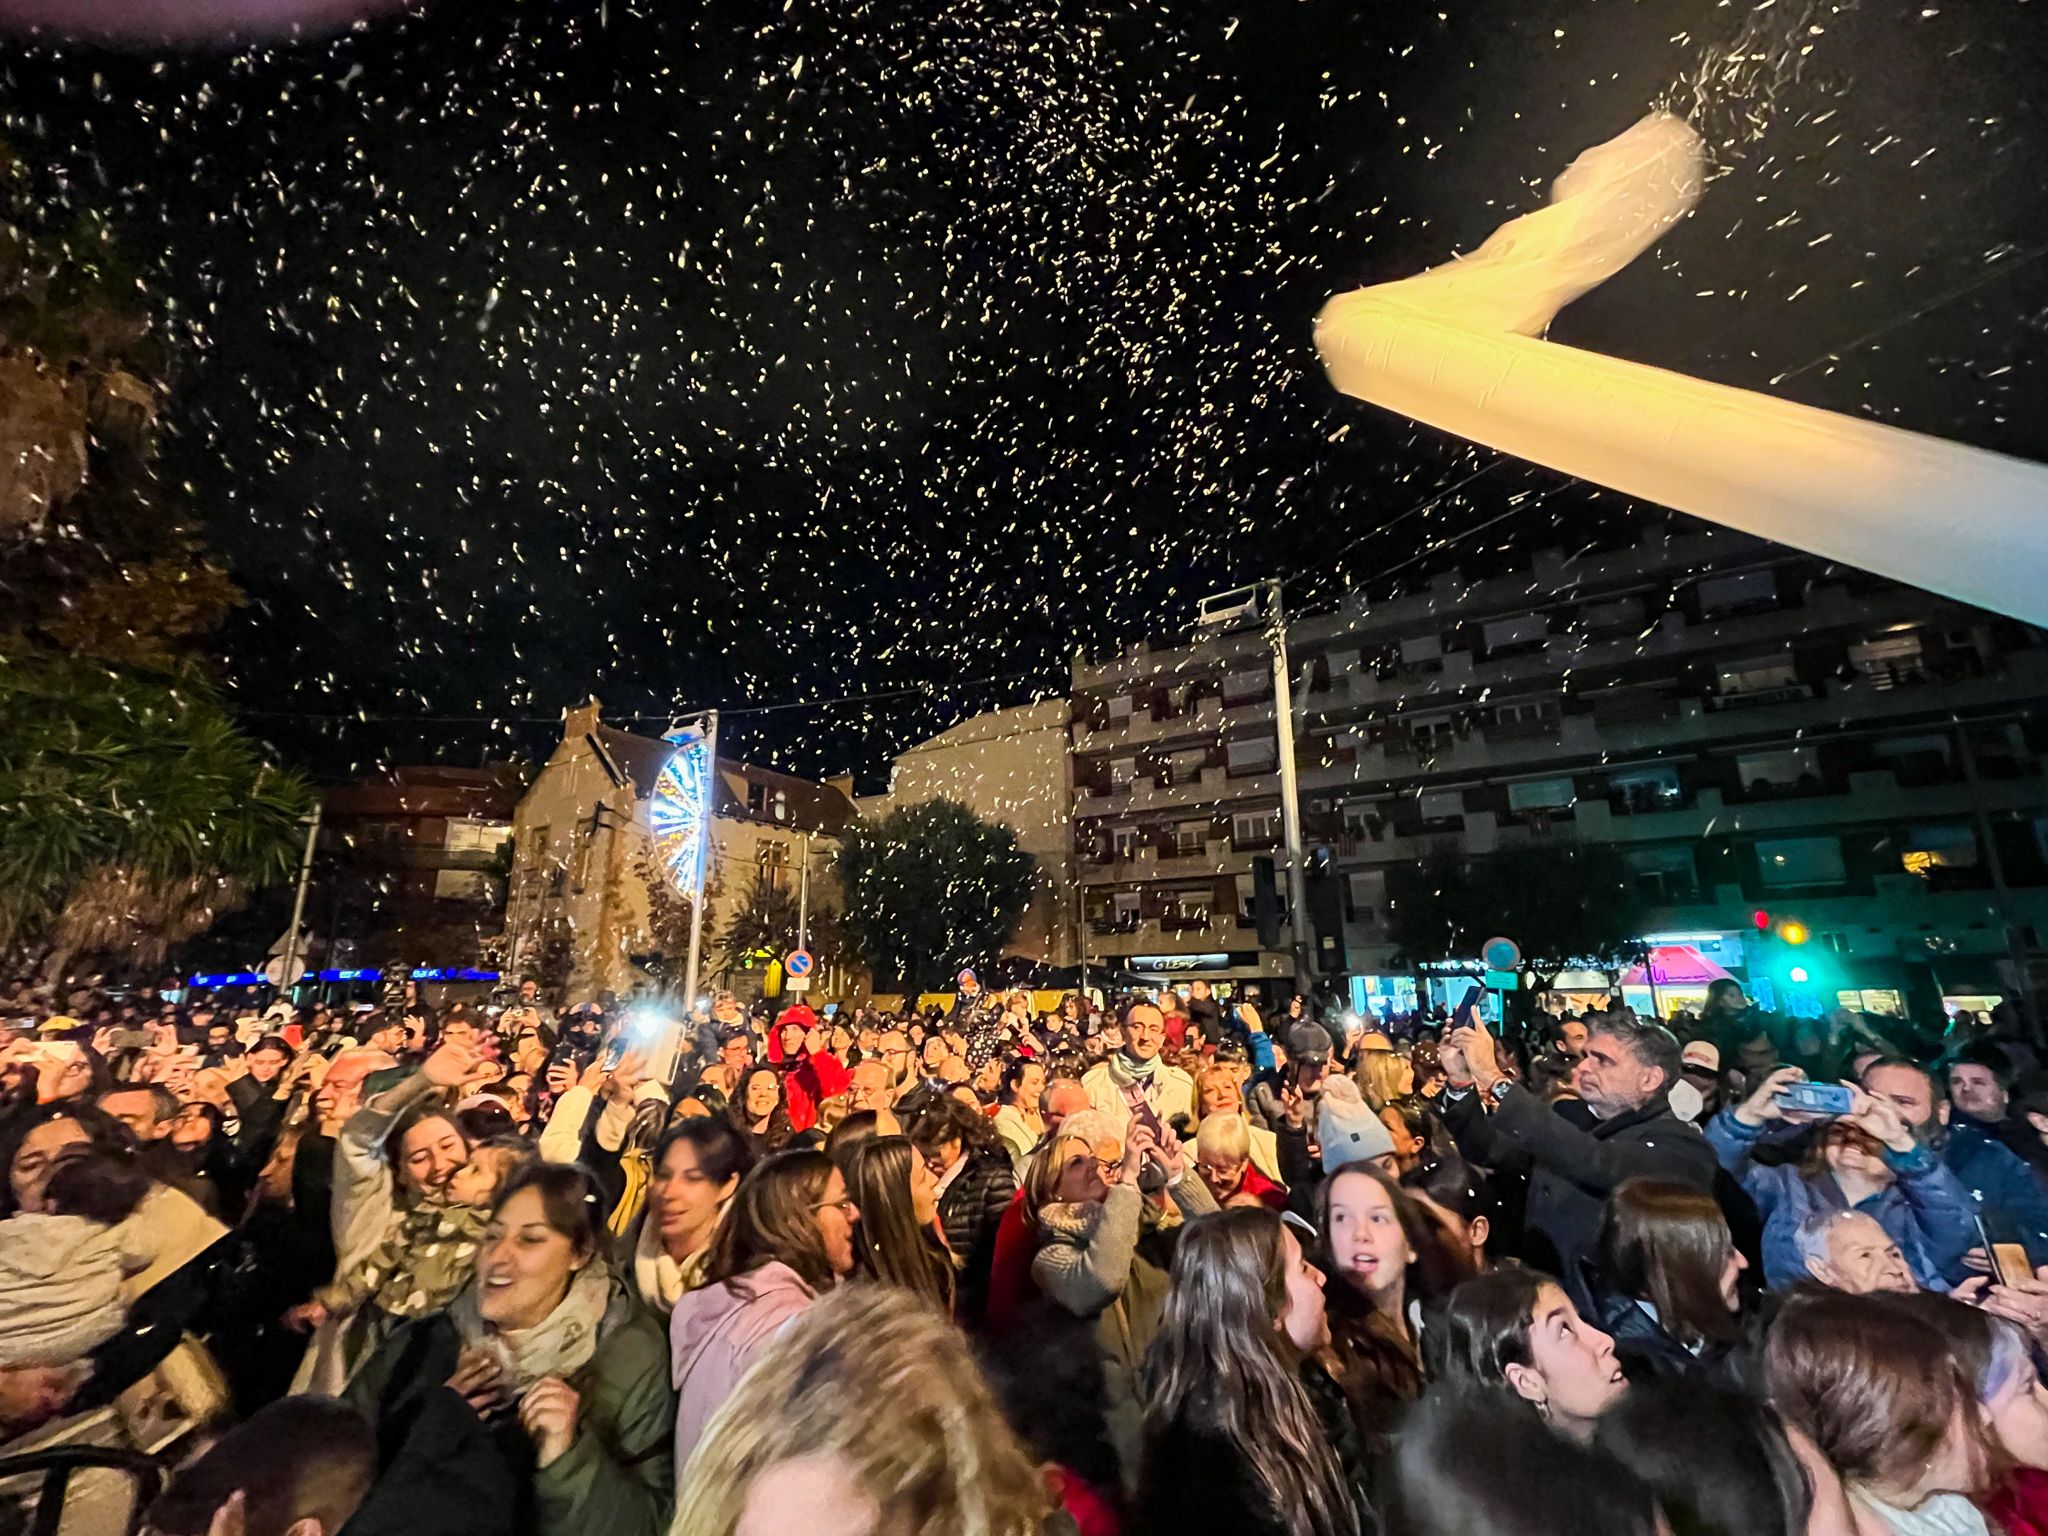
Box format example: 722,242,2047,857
1619,945,1733,989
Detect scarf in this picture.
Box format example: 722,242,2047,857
1105,1049,1159,1089
452,1260,610,1393
631,1210,716,1315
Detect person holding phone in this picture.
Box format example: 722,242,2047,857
1080,1002,1195,1145
1705,1065,1976,1290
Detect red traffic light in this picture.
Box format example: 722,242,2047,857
1752,909,1771,932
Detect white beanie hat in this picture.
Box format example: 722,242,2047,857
1318,1075,1395,1174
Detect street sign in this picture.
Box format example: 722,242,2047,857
1481,935,1522,971
1483,968,1521,991
784,949,814,979
263,955,307,988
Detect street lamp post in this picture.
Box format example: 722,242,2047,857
1197,580,1314,996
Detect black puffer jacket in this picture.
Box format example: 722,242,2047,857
937,1147,1017,1327
1442,1086,1718,1308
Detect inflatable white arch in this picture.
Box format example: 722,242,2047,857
1314,111,2048,627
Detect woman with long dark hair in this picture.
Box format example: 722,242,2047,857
726,1066,794,1156
1315,1159,1467,1447
1429,1267,1628,1442
846,1135,954,1314
624,1117,755,1316
1135,1207,1367,1536
667,1148,857,1475
1592,1178,1747,1383
907,1094,1017,1325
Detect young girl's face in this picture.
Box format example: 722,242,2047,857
448,1151,509,1207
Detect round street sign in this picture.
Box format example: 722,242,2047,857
1480,935,1522,972
263,955,307,988
783,949,814,979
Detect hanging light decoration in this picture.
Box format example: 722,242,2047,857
649,725,714,898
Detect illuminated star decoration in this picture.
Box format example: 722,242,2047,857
648,726,713,899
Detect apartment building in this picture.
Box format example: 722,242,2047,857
1074,523,2048,1023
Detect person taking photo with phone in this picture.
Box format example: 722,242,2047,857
1705,1065,1977,1290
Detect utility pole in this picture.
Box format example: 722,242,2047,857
1265,579,1314,996
798,830,812,952
681,710,720,1015
275,799,323,999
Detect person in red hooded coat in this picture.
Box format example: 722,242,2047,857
766,1006,848,1133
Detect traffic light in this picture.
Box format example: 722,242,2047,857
1251,857,1280,950
1777,919,1811,947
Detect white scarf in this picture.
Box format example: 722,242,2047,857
631,1212,716,1315
1106,1049,1159,1089
452,1261,610,1392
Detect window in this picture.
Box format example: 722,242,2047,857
1409,715,1457,750
1626,846,1698,902
1111,891,1141,931
1108,694,1135,720
1225,737,1277,775
1737,746,1820,792
1164,747,1208,783
746,782,765,815
1756,836,1846,888
1110,757,1137,788
1610,766,1682,813
1346,870,1384,922
1399,634,1443,665
1900,824,1979,878
1718,659,1799,696
1174,821,1208,856
1492,700,1560,734
1112,826,1140,860
1419,789,1465,825
1233,808,1280,846
434,869,491,901
757,841,791,877
1482,614,1548,652
1849,633,1927,689
1159,888,1212,929
772,789,789,823
445,819,512,853
1698,569,1777,616
1341,800,1386,836
1223,669,1267,703
1507,777,1576,812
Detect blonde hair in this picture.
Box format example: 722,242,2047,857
1354,1048,1407,1111
1194,1113,1251,1166
673,1285,1050,1536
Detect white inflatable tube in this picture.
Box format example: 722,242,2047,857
1314,111,2048,627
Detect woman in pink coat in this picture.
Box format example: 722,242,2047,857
668,1149,858,1481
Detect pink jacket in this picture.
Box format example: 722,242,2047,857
669,1260,817,1482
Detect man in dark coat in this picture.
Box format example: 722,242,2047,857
1440,1016,1718,1306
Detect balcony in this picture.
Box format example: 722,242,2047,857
1080,840,1254,886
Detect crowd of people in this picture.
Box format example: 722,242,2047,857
6,967,2048,1536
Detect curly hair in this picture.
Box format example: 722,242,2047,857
674,1285,1049,1536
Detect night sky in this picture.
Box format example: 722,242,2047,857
3,0,2044,786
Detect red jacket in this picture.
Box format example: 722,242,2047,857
982,1191,1039,1335
1987,1469,2048,1536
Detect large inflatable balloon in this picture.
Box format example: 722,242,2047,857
1315,111,2048,628
0,0,411,44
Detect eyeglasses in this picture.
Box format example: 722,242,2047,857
812,1198,859,1218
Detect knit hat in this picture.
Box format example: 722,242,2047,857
1318,1076,1394,1174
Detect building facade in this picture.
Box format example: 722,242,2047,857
315,764,523,970
863,699,1078,967
1074,524,2048,1024
504,701,856,1003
